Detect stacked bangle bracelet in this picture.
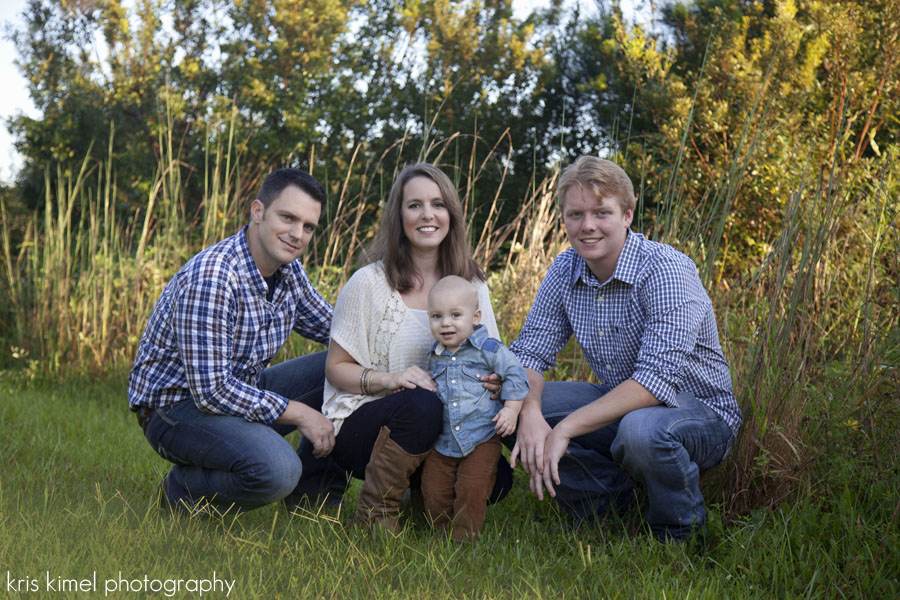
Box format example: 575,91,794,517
360,367,373,395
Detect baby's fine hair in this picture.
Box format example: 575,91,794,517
428,275,479,309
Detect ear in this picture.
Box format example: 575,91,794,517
250,199,265,223
623,207,634,229
473,308,482,325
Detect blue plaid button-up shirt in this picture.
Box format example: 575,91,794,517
128,225,332,424
510,231,742,438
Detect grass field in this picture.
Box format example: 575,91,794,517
1,371,897,599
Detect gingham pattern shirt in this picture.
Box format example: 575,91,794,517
510,232,742,438
127,226,332,424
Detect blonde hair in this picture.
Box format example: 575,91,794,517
557,156,635,214
428,275,479,311
366,163,484,292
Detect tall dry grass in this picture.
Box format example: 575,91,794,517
1,95,898,520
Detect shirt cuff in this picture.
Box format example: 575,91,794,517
500,380,530,402
247,390,289,425
631,370,679,408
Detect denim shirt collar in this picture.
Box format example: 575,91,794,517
237,224,298,298
568,230,644,288
431,323,490,356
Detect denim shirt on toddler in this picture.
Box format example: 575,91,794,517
429,324,530,458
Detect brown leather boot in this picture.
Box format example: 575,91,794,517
353,426,429,534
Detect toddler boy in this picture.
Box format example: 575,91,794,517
421,275,529,541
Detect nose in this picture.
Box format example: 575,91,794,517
421,203,434,220
582,212,599,231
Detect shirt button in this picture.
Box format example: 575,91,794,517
597,294,604,302
455,426,460,431
598,331,604,337
451,356,456,361
452,402,458,407
606,364,612,371
451,379,456,384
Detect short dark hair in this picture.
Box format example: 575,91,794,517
257,168,326,208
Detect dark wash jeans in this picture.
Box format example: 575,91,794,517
141,352,327,513
534,381,734,541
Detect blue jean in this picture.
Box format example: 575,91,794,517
541,382,733,540
141,352,327,513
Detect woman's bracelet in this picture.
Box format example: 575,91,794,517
360,367,372,396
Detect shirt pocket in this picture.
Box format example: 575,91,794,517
460,363,490,400
612,316,643,368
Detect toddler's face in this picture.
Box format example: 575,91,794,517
428,288,481,352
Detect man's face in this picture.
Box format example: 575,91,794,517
249,185,322,276
428,288,481,352
562,188,633,281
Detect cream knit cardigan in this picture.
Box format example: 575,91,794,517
322,262,499,436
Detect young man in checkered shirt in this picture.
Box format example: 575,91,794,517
509,156,742,542
128,168,336,513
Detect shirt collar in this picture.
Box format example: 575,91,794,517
431,323,489,355
568,230,643,288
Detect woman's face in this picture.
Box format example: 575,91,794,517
400,176,451,253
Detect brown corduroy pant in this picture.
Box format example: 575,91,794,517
421,435,502,542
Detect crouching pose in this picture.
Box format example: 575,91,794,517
510,156,742,542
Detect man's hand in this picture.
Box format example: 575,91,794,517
480,373,502,399
541,426,572,498
510,407,553,500
278,401,335,458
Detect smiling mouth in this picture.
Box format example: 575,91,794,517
418,226,439,233
280,238,300,251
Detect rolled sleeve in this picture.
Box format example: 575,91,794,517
491,345,530,401
291,268,333,344
630,258,707,407
510,262,572,373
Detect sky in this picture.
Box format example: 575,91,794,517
0,0,35,184
0,0,646,185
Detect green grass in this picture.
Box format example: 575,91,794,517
1,372,897,599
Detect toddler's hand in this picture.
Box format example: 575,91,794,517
492,406,519,437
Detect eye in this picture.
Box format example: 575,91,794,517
451,312,462,318
406,201,420,210
304,224,315,233
566,211,582,219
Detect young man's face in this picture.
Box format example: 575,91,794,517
249,185,322,276
562,187,633,281
428,288,481,352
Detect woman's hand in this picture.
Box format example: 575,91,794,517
384,365,436,393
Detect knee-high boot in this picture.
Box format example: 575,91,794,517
354,426,429,534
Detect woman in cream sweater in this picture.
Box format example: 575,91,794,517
296,163,504,533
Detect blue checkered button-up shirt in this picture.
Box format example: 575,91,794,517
127,226,332,424
510,231,742,438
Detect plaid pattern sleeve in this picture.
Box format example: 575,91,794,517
509,237,742,438
289,263,332,344
128,227,333,424
509,256,574,373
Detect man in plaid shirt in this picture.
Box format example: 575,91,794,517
509,157,742,542
128,168,336,513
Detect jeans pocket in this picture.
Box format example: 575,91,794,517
146,404,192,467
